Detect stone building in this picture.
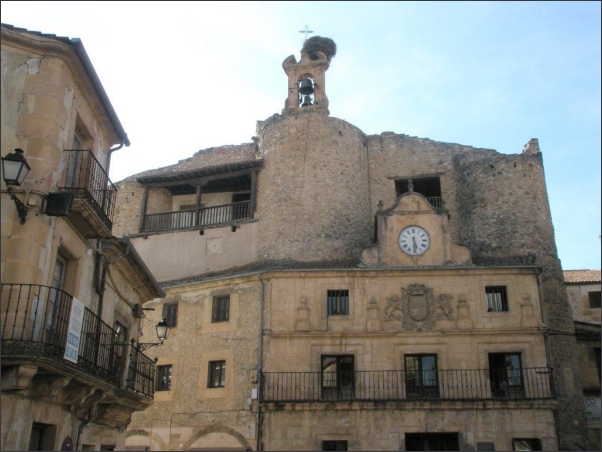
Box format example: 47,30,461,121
1,24,165,451
564,269,601,451
114,37,587,450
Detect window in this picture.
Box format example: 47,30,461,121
322,440,348,451
485,286,508,312
47,253,69,345
405,354,439,398
406,433,459,451
113,321,128,378
156,365,172,391
327,290,349,316
162,303,178,328
208,360,226,388
395,177,442,208
589,291,601,309
489,353,524,398
321,355,354,400
595,347,601,383
512,438,542,451
212,295,230,322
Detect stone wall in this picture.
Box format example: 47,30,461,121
256,112,372,261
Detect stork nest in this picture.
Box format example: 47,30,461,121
302,36,337,62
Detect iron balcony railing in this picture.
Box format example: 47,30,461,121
1,283,155,397
425,196,442,208
261,368,554,403
59,150,117,227
142,200,252,232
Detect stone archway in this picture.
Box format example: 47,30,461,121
183,425,252,450
126,428,169,451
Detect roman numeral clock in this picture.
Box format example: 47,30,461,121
398,226,431,256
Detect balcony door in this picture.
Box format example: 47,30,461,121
405,354,439,399
489,353,525,398
46,254,68,345
321,355,354,401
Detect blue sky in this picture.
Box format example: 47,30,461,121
2,1,600,270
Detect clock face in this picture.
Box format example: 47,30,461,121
398,226,430,256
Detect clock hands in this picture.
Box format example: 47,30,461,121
412,236,418,253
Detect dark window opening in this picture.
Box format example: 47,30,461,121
595,347,601,383
28,423,56,451
208,360,226,388
512,438,542,451
156,365,172,391
322,355,354,400
212,295,230,323
589,291,601,309
395,177,442,208
322,440,348,451
162,303,178,328
327,290,349,316
486,286,509,312
405,433,459,451
405,354,439,398
489,353,524,398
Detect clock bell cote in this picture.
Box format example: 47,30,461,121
361,188,472,267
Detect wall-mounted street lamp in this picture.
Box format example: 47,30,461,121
137,317,170,351
1,148,31,224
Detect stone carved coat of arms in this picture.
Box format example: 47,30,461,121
384,284,454,331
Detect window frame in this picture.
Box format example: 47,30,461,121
321,355,354,400
512,438,542,451
404,354,439,399
162,303,178,328
208,360,226,388
327,290,350,316
156,364,172,391
485,286,509,312
488,352,525,398
588,291,601,309
212,295,230,323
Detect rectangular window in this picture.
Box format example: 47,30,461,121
395,177,442,208
321,355,354,400
512,438,542,451
156,365,172,391
485,286,509,312
162,303,178,328
489,353,524,398
212,296,230,323
322,440,348,451
405,354,439,398
208,360,226,388
28,423,56,451
327,290,349,316
406,433,459,451
589,291,601,309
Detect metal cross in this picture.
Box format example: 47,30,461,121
299,25,314,41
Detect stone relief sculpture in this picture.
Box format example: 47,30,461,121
383,284,455,331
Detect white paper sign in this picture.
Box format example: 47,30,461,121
63,297,85,364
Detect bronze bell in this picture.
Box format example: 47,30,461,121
301,95,313,107
298,78,314,95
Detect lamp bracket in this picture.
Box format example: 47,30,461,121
6,186,28,224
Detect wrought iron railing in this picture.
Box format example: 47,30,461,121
425,196,443,208
261,368,554,402
1,284,155,396
142,200,252,232
59,150,117,228
126,339,157,397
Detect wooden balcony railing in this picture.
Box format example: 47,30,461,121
142,200,252,232
425,196,442,208
261,368,554,403
59,150,117,228
1,283,155,396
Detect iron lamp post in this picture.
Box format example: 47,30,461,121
2,148,31,224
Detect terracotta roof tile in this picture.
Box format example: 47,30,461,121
563,269,601,284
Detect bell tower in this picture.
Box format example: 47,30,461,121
282,36,336,116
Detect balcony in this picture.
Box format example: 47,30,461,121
55,150,116,238
0,284,155,398
261,368,554,403
142,200,252,233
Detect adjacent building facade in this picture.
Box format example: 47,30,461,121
1,24,164,451
564,269,601,451
112,37,586,450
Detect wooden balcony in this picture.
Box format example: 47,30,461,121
141,200,252,233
